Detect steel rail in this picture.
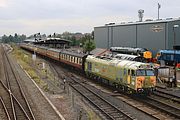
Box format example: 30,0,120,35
134,95,180,119
2,47,17,120
2,46,35,120
5,52,36,120
50,62,135,120
0,97,11,120
69,77,135,120
152,91,180,104
0,79,31,120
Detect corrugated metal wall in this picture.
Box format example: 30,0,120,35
136,23,166,56
167,21,180,49
113,25,136,47
94,27,108,48
94,20,180,56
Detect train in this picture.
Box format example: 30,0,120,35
156,50,180,65
20,44,156,94
110,47,152,62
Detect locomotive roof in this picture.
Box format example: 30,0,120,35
113,53,144,60
118,60,145,69
110,47,147,52
86,55,150,70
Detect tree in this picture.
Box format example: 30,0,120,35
8,35,14,42
1,34,26,43
19,34,26,42
83,39,96,54
79,33,93,47
71,36,76,46
1,35,8,43
14,33,18,42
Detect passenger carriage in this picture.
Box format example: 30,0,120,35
46,48,60,61
59,50,86,70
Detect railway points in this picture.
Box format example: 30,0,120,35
0,44,64,120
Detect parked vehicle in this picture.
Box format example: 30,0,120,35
156,50,180,65
110,47,152,62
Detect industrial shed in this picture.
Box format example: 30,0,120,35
94,18,180,56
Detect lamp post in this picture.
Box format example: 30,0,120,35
173,24,179,87
158,3,161,20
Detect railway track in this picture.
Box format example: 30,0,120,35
141,88,180,119
0,45,35,120
51,61,180,119
49,62,136,120
0,96,11,120
153,88,180,104
0,81,12,120
134,95,180,119
70,79,135,120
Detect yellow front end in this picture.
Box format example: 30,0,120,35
135,76,156,93
143,51,152,59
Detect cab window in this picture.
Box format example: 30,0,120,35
136,70,146,76
146,70,154,76
128,69,130,75
131,70,135,76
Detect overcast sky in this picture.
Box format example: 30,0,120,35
0,0,180,36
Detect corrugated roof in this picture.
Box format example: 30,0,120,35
95,18,180,28
90,48,110,56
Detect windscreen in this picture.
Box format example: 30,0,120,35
146,70,154,76
136,69,154,76
136,70,146,76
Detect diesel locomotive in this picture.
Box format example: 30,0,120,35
110,47,152,62
156,50,180,65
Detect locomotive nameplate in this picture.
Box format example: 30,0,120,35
151,25,163,32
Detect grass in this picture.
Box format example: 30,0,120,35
86,110,101,120
11,45,49,91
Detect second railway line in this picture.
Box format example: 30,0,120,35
0,44,64,120
0,44,35,120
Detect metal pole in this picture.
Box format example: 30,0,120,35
158,6,159,20
158,3,160,20
173,27,176,87
173,25,178,87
